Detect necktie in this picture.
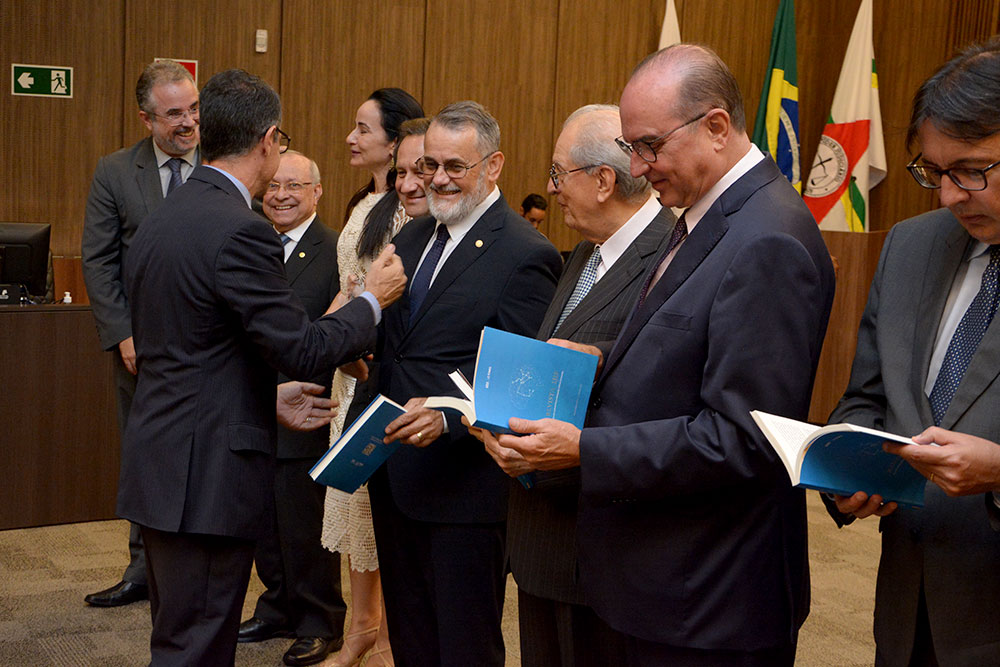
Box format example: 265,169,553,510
279,233,292,246
166,157,184,194
409,224,450,325
555,245,602,332
929,245,1000,425
637,213,688,309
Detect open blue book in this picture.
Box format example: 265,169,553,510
750,410,932,507
309,395,405,493
423,327,599,435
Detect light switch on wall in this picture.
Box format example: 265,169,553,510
255,29,268,53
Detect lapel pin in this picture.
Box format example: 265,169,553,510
298,251,306,258
475,239,483,248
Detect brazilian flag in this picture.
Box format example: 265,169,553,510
752,0,800,191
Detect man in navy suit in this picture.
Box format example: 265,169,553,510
81,59,200,607
368,100,562,666
503,45,835,666
237,150,347,666
120,69,406,667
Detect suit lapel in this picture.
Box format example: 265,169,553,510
283,217,325,284
393,218,438,340
539,243,593,339
135,138,164,214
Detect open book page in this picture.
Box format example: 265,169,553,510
750,411,818,483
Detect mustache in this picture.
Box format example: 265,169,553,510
429,183,461,195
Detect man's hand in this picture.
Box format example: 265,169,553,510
498,417,581,471
118,336,137,375
276,381,338,431
832,491,897,519
365,244,407,309
466,419,535,478
384,397,444,447
887,426,1000,496
324,290,352,316
546,338,603,377
340,354,372,382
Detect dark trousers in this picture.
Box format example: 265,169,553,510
624,635,796,667
113,352,146,585
252,456,346,639
141,525,255,667
369,470,506,667
875,584,939,667
517,588,627,667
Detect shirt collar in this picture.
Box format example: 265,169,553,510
276,212,317,243
598,195,662,271
203,164,253,208
152,141,198,169
684,144,764,232
438,185,501,241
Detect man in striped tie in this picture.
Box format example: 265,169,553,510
825,38,1000,667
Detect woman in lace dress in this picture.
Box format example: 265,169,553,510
321,88,423,667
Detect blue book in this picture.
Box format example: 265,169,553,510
424,326,599,435
309,395,405,493
750,410,933,507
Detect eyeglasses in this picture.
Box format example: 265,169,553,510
416,153,492,179
148,104,199,126
275,127,291,154
266,181,313,193
549,163,600,189
615,112,707,163
906,153,1000,191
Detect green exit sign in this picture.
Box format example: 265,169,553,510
11,64,73,98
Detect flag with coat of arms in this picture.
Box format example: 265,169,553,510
752,0,800,191
803,0,886,231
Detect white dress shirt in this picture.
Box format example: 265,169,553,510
415,186,501,289
152,142,197,197
276,213,317,262
595,195,662,282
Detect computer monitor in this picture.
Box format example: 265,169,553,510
0,222,51,299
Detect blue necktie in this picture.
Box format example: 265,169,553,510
555,245,602,332
166,158,184,194
929,245,1000,425
279,233,292,246
409,224,450,325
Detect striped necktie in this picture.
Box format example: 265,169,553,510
166,158,184,194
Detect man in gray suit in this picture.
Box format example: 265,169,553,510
826,38,1000,666
478,104,674,666
81,59,199,607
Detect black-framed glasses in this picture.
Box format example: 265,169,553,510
148,103,199,126
549,163,600,189
416,153,492,179
275,127,291,154
615,112,707,163
906,153,1000,191
266,181,313,194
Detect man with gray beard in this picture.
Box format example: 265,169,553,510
368,101,563,666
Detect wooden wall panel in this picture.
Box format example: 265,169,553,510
279,0,426,229
0,0,124,257
423,0,559,240
545,0,663,250
122,1,282,148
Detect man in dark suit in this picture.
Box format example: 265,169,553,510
502,45,835,666
478,103,673,667
825,38,1000,666
234,150,347,666
119,69,406,667
368,100,562,667
81,59,200,608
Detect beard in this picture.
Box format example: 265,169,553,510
427,168,491,224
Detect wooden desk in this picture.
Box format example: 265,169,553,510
0,305,118,529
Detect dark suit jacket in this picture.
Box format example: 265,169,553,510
375,194,562,524
507,204,675,604
828,208,1000,666
276,216,341,459
118,166,376,541
576,157,835,649
82,137,196,350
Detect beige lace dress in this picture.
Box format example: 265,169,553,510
320,191,409,571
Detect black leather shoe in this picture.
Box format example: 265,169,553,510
283,637,340,666
84,580,148,607
237,616,295,643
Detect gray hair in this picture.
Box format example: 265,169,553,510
632,44,746,132
283,149,321,183
135,60,195,113
432,101,500,156
564,104,651,202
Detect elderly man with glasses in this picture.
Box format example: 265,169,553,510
497,45,835,666
824,37,1000,667
81,58,201,609
367,100,562,667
